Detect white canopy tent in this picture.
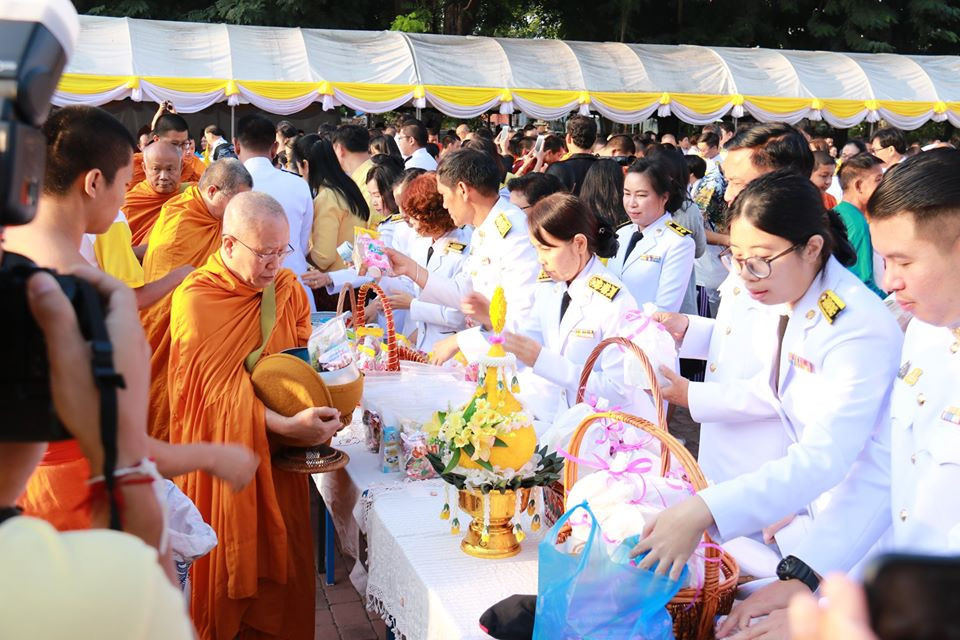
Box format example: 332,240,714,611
56,15,960,129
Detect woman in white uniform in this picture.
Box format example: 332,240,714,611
608,158,696,312
502,193,653,424
382,173,471,353
630,170,903,580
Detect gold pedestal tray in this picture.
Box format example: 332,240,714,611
273,443,350,474
458,488,528,559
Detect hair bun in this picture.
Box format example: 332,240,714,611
595,220,619,259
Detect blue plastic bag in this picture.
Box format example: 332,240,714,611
533,501,684,640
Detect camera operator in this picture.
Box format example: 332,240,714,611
4,105,259,542
0,257,193,638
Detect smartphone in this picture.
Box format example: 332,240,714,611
864,553,960,640
497,125,510,142
533,134,546,154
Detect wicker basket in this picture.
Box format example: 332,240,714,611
336,282,428,371
562,337,739,640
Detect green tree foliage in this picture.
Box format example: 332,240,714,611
76,0,960,54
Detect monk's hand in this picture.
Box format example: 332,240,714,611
429,335,460,365
286,406,341,446
203,444,260,492
28,265,151,476
629,496,713,581
502,332,541,367
385,292,413,310
300,270,333,290
651,311,689,348
717,580,809,638
460,292,491,329
658,366,690,408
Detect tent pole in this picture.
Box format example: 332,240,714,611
230,105,236,141
416,107,422,120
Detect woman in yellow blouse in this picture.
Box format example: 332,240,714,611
305,138,371,310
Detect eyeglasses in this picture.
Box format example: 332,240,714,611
227,235,295,263
719,244,803,279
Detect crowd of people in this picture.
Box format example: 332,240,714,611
2,97,958,640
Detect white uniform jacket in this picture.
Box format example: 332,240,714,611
521,258,650,422
419,197,540,359
794,318,960,575
698,257,903,542
406,227,472,352
607,212,695,312
682,272,787,485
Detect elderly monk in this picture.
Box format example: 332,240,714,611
6,106,257,545
123,141,187,245
169,191,340,640
128,113,204,189
141,159,253,441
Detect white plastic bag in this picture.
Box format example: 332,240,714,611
620,304,678,389
164,481,217,592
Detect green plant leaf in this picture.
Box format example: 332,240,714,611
476,458,494,471
462,397,478,423
462,443,476,458
443,448,462,474
493,437,508,448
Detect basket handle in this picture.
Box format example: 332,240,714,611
358,282,400,372
336,286,357,325
576,337,667,433
563,410,722,633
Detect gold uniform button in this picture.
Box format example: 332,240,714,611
917,393,926,406
805,310,816,320
899,509,908,522
709,363,717,373
724,326,732,335
733,287,741,295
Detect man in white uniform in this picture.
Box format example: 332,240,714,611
233,114,316,312
397,119,438,171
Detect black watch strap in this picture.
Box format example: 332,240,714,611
777,555,821,592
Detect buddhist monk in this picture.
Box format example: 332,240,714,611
168,191,340,640
123,140,186,245
128,112,204,189
5,106,259,546
141,159,253,441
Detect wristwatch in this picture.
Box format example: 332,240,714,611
776,555,821,592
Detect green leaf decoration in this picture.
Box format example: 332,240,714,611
476,458,494,471
443,448,462,474
462,442,476,458
493,437,508,448
462,397,478,423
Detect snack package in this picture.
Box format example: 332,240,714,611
308,314,355,372
362,409,382,453
399,421,438,480
355,325,385,372
353,227,392,278
336,241,354,263
380,425,401,473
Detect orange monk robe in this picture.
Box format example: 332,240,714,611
122,180,192,246
128,150,204,191
18,440,91,531
168,254,314,640
141,185,224,441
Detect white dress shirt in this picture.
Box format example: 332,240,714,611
243,156,316,312
404,147,438,171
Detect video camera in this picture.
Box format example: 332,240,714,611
0,1,114,442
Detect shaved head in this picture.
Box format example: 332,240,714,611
142,141,182,194
222,191,288,237
198,158,252,219
199,158,252,196
221,191,291,289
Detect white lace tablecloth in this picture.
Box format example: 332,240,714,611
312,410,406,592
366,486,540,640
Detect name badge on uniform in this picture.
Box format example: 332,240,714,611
941,407,960,425
637,254,662,263
788,352,815,373
573,328,595,338
446,242,466,254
